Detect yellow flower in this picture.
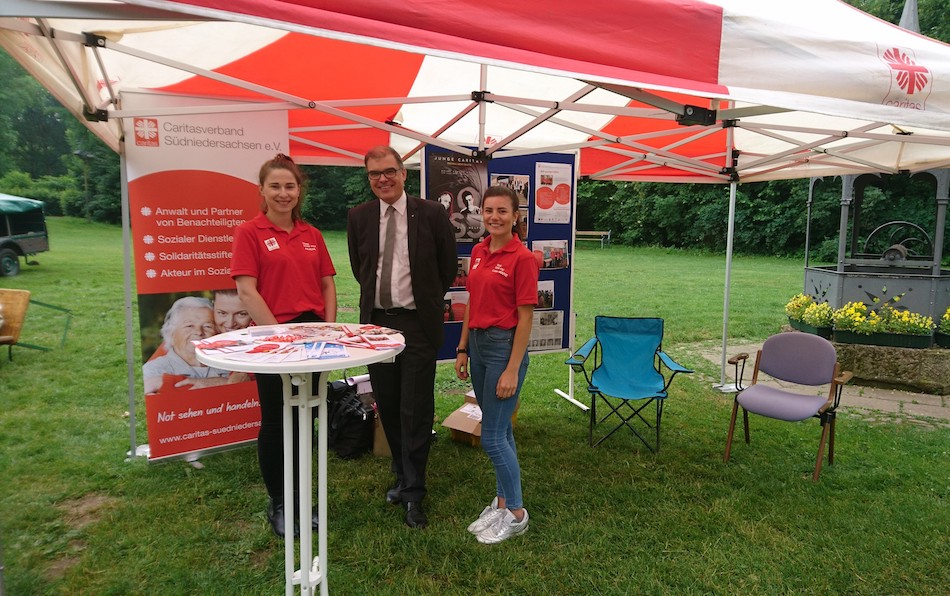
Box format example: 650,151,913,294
839,302,935,335
802,302,833,327
785,293,813,321
833,302,870,334
939,306,950,335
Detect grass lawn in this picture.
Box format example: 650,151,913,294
1,217,947,594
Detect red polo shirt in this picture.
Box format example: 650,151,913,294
230,213,336,323
467,234,539,330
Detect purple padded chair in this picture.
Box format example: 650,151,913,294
723,332,853,481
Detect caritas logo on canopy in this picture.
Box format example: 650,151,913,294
880,46,932,111
134,118,161,147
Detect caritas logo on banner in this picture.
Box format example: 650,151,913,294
880,46,932,111
134,118,161,147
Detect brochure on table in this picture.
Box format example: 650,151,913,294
422,146,576,361
193,323,405,364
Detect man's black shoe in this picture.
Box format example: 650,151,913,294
385,482,404,505
404,501,428,529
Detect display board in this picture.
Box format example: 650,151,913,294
422,147,576,361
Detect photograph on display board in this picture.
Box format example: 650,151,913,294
533,161,572,224
491,173,530,206
452,257,470,289
537,280,555,310
139,290,254,395
443,290,470,323
426,151,489,243
435,190,453,215
529,309,564,350
519,207,530,240
531,240,570,270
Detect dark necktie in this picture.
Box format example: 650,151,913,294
380,205,397,308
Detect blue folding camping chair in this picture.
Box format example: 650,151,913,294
567,316,692,452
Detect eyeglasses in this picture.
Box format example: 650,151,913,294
367,167,401,180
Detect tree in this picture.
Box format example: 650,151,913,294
61,120,122,223
0,52,27,176
0,51,71,177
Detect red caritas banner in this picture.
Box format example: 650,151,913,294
124,92,288,461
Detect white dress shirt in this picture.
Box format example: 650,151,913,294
376,193,416,309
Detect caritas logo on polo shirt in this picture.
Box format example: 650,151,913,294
880,46,931,110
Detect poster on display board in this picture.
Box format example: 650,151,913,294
124,91,288,461
422,146,576,361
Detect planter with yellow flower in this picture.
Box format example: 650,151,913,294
832,302,934,349
797,301,834,338
785,293,815,333
936,306,950,348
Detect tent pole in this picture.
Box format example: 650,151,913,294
836,175,854,274
717,182,738,391
119,142,142,461
554,151,587,411
806,177,819,271
477,65,487,150
930,169,948,277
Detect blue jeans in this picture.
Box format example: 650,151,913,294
469,327,529,510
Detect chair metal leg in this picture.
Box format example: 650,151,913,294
813,420,831,482
828,415,836,465
590,395,660,452
588,393,596,446
724,400,739,462
742,409,750,444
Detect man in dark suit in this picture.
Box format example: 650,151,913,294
347,145,457,528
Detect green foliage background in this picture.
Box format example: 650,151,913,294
1,0,948,259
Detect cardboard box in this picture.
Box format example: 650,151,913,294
373,416,391,458
372,410,438,457
441,391,518,447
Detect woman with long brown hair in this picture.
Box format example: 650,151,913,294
230,154,337,537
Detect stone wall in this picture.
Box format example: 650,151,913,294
833,343,950,395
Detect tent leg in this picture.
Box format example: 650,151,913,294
717,182,738,389
119,145,142,461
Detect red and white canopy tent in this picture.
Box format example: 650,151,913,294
3,0,950,180
2,0,950,447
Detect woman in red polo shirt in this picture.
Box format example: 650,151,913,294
454,185,538,544
230,153,337,537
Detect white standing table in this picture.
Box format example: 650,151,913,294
196,322,404,596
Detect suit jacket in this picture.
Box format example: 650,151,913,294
347,195,458,349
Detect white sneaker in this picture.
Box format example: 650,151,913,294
476,508,528,544
467,497,502,534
